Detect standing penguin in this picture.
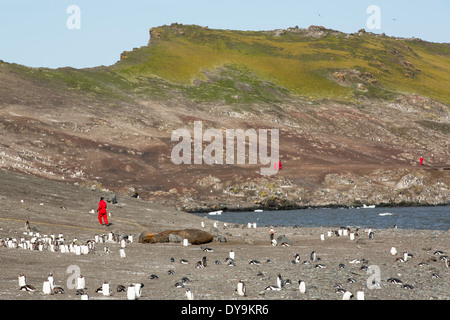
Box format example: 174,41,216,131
277,274,284,289
298,280,306,294
185,288,194,300
47,273,55,290
134,283,144,298
310,251,317,262
42,281,52,295
18,274,27,288
102,281,110,296
127,284,136,300
236,280,246,296
342,291,353,300
76,275,85,290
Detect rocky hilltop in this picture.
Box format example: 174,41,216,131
0,24,448,212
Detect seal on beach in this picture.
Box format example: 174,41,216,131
236,280,246,296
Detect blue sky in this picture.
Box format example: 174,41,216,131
0,0,449,69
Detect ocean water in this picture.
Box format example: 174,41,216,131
193,206,450,230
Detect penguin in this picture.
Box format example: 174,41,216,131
102,281,110,296
181,277,190,283
167,270,175,275
390,247,397,255
298,280,306,293
202,247,214,253
47,273,55,290
201,221,205,228
338,263,346,269
335,287,346,294
53,287,65,294
201,256,207,267
347,277,356,283
75,289,87,295
185,288,194,300
180,259,189,264
403,284,414,290
18,274,27,288
214,260,222,265
418,262,429,267
175,282,185,288
236,280,246,296
229,250,235,260
356,289,365,300
149,274,159,280
249,260,261,265
42,280,52,295
127,284,136,300
310,251,317,262
431,273,440,279
20,285,36,292
276,274,284,289
169,257,175,262
134,283,144,298
387,278,403,285
342,291,353,300
402,251,409,262
119,248,126,259
434,250,445,255
349,258,362,264
292,254,301,265
368,231,374,240
76,275,85,290
314,264,326,269
117,285,126,292
265,285,281,291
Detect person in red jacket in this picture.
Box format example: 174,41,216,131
97,197,109,226
419,156,423,166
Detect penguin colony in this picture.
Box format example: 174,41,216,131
3,219,448,300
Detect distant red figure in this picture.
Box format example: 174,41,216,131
97,197,109,226
274,161,282,170
419,156,423,166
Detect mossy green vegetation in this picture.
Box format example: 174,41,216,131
2,24,449,105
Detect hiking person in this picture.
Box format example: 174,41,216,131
420,156,423,166
97,197,109,226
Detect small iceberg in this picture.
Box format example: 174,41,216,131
254,209,263,212
379,212,394,216
362,204,376,209
208,210,222,216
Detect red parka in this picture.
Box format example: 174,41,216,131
97,199,107,214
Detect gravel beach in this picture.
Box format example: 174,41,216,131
0,170,448,301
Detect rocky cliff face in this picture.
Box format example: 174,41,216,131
0,24,448,211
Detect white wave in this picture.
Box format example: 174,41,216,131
378,212,394,216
